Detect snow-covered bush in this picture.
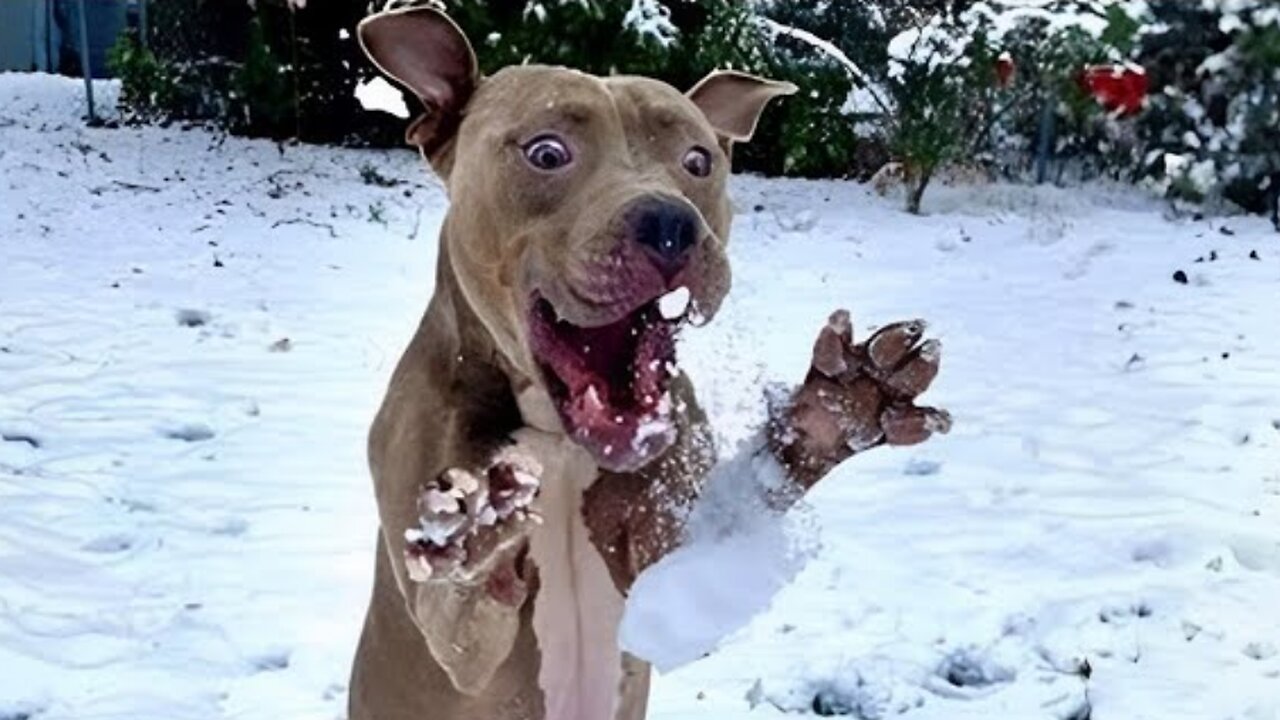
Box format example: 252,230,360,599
103,0,1280,227
109,0,797,148
880,12,1011,212
109,0,402,143
975,1,1144,182
107,30,180,121
1136,1,1280,223
759,2,1017,212
753,2,904,179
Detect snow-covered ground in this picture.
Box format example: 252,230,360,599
2,73,1278,720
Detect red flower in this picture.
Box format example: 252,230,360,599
1080,64,1148,116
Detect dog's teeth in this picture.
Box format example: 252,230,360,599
687,299,707,327
658,286,691,320
583,385,605,413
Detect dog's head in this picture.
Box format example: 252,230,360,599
360,8,793,471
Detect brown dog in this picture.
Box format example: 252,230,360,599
348,7,951,720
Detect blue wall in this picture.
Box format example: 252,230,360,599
0,0,129,78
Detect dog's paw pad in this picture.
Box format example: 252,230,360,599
403,447,543,581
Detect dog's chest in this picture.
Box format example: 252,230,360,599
511,428,633,720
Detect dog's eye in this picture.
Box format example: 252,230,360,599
682,146,713,178
523,136,573,171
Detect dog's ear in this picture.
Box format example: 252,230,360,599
687,70,797,144
358,7,479,155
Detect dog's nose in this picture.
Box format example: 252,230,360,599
629,198,700,277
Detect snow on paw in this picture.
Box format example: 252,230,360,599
403,449,542,583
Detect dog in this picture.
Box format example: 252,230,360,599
348,7,951,720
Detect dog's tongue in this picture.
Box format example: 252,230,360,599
529,296,681,470
561,314,677,470
564,388,675,471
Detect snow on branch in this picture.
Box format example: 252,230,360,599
623,0,679,47
757,17,893,117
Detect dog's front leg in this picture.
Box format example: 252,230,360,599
587,311,950,672
363,348,539,701
583,310,951,599
398,446,541,694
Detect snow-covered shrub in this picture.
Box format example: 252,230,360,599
880,12,1012,212
975,1,1144,182
107,30,180,121
759,2,1018,212
416,0,831,177
110,0,402,143
1136,1,1280,222
753,2,904,179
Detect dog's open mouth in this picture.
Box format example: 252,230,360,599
528,287,693,471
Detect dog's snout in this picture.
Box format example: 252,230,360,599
629,199,699,277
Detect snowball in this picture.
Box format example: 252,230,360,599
355,77,409,119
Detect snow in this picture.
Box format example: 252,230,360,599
887,16,966,78
353,77,409,119
4,72,1280,720
622,0,678,47
963,1,1144,39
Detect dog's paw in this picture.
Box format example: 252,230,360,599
770,309,951,486
404,448,542,584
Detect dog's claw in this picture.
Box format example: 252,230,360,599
867,319,926,370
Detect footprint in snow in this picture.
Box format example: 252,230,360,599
252,649,291,672
904,458,942,476
0,698,46,720
175,308,212,327
1,432,40,449
80,532,136,554
210,517,248,537
1098,602,1153,624
161,423,216,442
1243,641,1277,661
925,647,1016,700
